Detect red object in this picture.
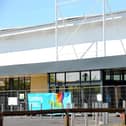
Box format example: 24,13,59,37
120,113,125,120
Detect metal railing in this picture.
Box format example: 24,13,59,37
0,85,126,112
0,85,126,125
0,108,126,126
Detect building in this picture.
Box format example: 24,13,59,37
0,10,126,110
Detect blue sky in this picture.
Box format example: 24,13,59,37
0,0,126,29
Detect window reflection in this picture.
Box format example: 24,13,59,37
50,73,55,83
105,71,111,80
56,73,65,85
3,77,31,91
81,71,90,81
66,72,79,83
91,71,100,81
124,73,126,80
0,78,5,90
113,71,120,80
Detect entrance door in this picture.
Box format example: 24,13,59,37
104,85,126,108
80,86,100,108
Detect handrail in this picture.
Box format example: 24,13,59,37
0,108,126,126
1,108,125,116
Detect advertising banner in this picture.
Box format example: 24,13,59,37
28,92,72,110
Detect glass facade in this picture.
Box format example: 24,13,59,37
104,70,125,81
66,72,80,83
103,69,126,108
49,73,55,84
0,77,31,91
124,72,126,80
48,69,126,108
56,73,65,85
0,78,5,91
49,70,101,88
49,70,101,107
105,71,111,80
91,71,101,81
81,71,90,82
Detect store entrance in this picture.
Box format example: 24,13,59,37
80,86,101,108
103,85,126,108
103,69,126,108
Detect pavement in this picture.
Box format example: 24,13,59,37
3,114,123,126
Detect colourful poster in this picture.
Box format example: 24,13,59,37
27,92,72,110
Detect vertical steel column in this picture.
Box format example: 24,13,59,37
65,112,70,126
55,0,58,61
125,109,126,126
124,110,126,126
102,0,106,56
0,113,3,126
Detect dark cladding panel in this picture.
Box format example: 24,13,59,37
0,55,126,76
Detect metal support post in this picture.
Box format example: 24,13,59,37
102,103,109,125
102,0,106,56
70,103,75,126
0,113,3,126
95,102,98,126
84,103,88,126
71,113,74,126
123,101,126,126
55,0,58,61
65,113,70,126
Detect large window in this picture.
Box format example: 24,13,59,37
104,70,123,81
113,71,121,80
91,71,101,81
56,73,65,85
66,72,80,83
105,71,111,80
49,70,102,90
2,77,31,91
124,72,126,81
0,78,5,91
81,71,90,82
49,73,56,84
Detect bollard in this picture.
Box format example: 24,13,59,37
70,103,75,126
84,113,88,126
102,103,109,125
92,102,95,120
95,102,99,126
123,100,126,126
83,103,88,126
124,109,126,126
64,113,70,126
122,100,126,126
0,113,3,126
71,113,74,126
99,102,103,124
